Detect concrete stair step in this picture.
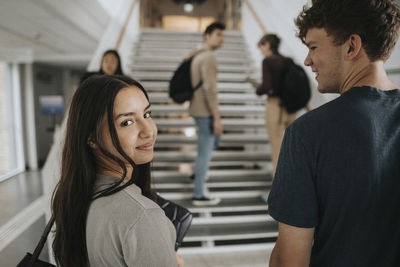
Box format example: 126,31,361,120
155,133,268,144
191,214,273,225
139,35,244,43
179,243,274,255
154,118,265,129
130,63,250,73
153,171,271,199
148,92,263,103
140,32,243,37
153,175,271,183
134,72,250,82
152,169,271,179
133,55,250,65
153,150,270,162
157,185,269,194
184,221,277,242
141,81,254,92
158,189,268,200
151,105,264,116
172,197,268,213
134,48,249,58
139,39,245,47
136,42,246,51
151,160,270,169
153,181,271,190
140,28,243,36
138,39,245,49
154,143,267,149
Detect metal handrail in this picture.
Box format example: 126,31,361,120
116,0,139,50
243,0,267,34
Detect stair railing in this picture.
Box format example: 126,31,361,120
243,0,268,34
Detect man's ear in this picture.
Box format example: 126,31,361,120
345,34,362,60
204,33,211,43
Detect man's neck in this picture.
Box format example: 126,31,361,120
205,43,217,51
340,60,396,94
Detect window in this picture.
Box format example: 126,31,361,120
0,62,9,176
0,63,25,181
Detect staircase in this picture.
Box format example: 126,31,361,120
130,28,277,254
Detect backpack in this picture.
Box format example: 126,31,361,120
279,58,311,114
169,53,203,104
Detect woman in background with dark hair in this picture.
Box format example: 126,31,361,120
99,49,124,75
80,49,124,83
51,75,182,266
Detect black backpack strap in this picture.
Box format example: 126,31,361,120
29,215,55,265
194,81,203,90
190,49,208,90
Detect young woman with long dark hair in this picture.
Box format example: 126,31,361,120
51,75,181,266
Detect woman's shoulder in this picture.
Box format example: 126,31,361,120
90,183,160,221
122,184,160,210
87,184,173,247
86,185,177,266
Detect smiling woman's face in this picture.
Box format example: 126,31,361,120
97,86,157,173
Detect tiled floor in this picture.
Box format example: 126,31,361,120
0,171,271,266
0,216,49,266
0,171,43,226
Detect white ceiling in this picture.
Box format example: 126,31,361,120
0,0,110,66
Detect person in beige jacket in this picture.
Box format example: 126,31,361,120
189,22,225,206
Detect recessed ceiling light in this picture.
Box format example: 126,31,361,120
184,3,194,13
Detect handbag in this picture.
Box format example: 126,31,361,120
17,215,56,267
156,195,193,251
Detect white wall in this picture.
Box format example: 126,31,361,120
88,0,141,72
97,0,126,18
385,41,400,87
119,3,141,75
385,38,400,70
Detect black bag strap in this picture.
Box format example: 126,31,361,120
189,49,207,90
28,215,55,265
194,81,203,90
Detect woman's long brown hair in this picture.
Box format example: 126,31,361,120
51,75,154,267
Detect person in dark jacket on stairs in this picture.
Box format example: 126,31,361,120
268,0,400,266
256,34,297,176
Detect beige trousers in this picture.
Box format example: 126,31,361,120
265,97,297,176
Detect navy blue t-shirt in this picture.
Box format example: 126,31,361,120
268,86,400,267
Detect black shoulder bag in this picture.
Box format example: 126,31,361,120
17,215,56,267
156,195,193,251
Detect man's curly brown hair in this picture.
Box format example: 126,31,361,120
295,0,400,61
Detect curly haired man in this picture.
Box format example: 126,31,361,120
268,0,400,266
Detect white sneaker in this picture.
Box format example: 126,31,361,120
192,196,221,206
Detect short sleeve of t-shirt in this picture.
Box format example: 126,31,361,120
123,208,178,266
268,125,319,228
